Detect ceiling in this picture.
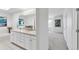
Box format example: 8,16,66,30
0,8,33,14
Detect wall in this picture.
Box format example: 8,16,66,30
11,9,36,30
20,14,36,30
36,8,48,50
49,8,64,33
0,11,12,35
49,8,77,50
63,8,77,50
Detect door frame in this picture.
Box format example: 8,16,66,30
76,8,79,49
73,8,78,50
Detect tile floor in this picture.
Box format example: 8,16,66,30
49,32,68,50
0,34,22,50
0,33,68,50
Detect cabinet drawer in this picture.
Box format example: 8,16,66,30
31,36,36,39
22,33,30,38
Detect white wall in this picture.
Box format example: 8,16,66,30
0,12,12,34
36,8,48,50
63,8,77,50
20,14,36,30
11,9,36,30
49,8,64,33
49,8,77,50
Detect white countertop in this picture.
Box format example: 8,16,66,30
12,29,36,36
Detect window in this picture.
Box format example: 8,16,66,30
0,16,7,27
18,18,24,26
17,18,24,29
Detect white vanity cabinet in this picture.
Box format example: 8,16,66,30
22,34,32,49
11,31,37,50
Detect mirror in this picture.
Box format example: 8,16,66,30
18,14,36,30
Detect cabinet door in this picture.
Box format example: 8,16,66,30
31,39,37,50
16,33,25,48
24,35,32,50
15,32,21,43
19,33,25,43
28,38,32,49
30,36,37,50
10,32,14,42
25,35,37,50
11,32,17,43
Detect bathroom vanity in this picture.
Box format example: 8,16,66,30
10,29,37,50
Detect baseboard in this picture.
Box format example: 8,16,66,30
11,42,27,50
